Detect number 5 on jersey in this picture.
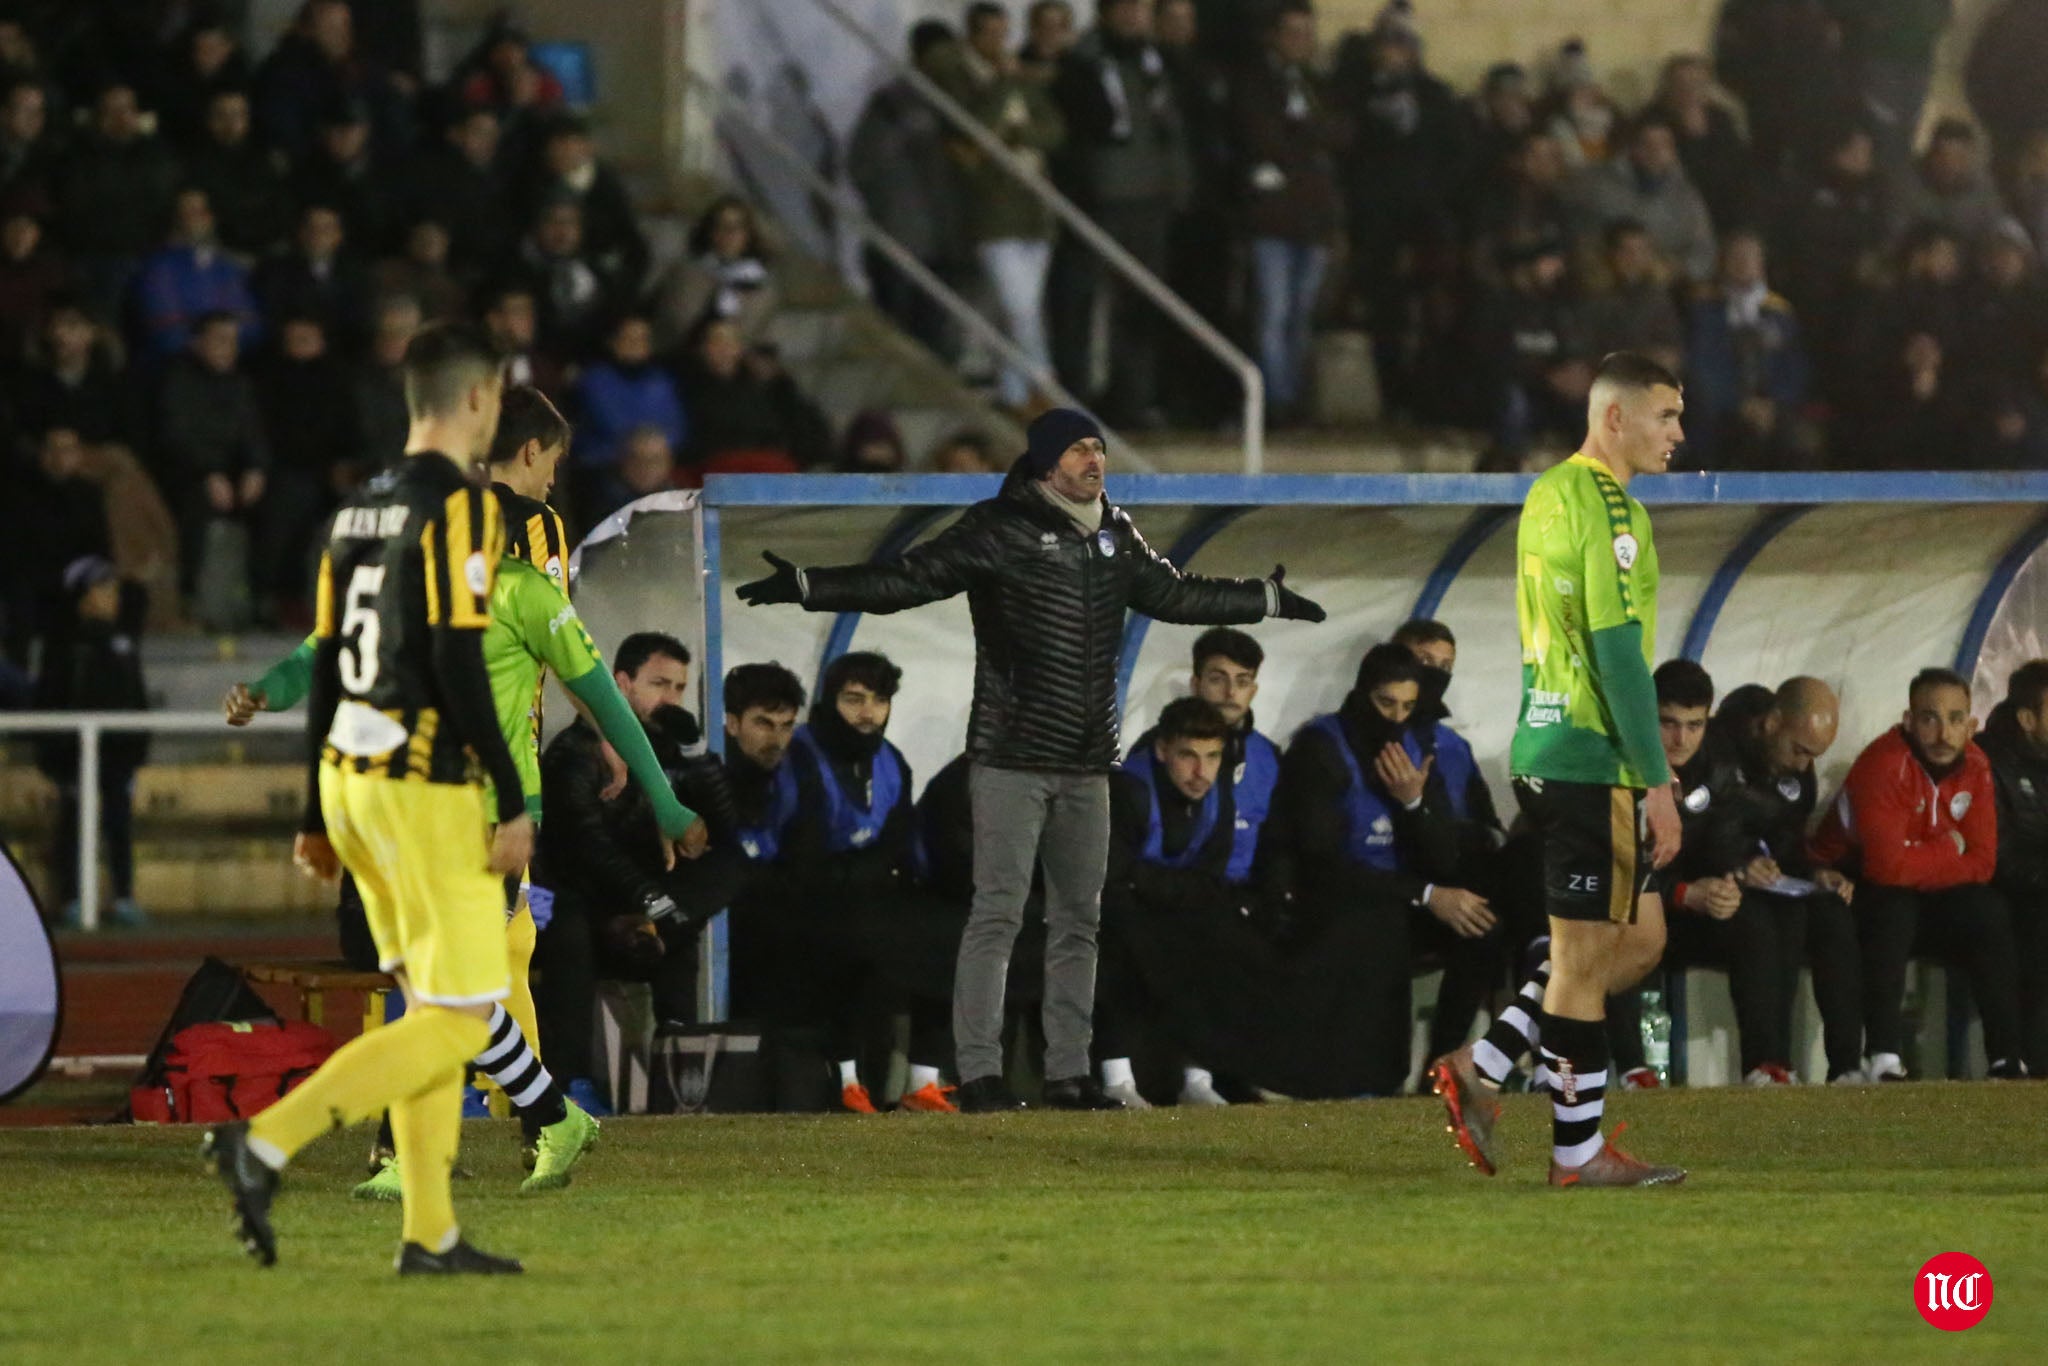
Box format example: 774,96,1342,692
340,565,385,692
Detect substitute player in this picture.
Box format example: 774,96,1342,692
205,322,530,1274
1429,352,1688,1188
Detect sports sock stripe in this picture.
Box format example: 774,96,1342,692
1473,963,1553,1084
473,1005,557,1111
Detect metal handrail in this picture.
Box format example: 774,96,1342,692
0,711,301,931
806,0,1266,471
689,70,1152,473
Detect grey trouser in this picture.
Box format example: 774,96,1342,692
956,763,1111,1082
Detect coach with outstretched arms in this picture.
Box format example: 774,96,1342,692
738,409,1325,1111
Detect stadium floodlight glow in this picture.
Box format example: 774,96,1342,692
0,838,61,1102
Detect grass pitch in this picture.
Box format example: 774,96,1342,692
1,1084,2040,1364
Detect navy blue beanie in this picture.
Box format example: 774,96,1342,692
1023,408,1103,478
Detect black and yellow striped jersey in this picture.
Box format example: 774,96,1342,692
494,483,571,590
490,482,574,752
313,451,504,786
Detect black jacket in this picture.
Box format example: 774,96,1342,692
35,581,149,776
1106,761,1243,921
1657,733,1752,905
773,709,919,909
1981,702,2048,896
1270,694,1465,917
1725,729,1820,875
802,462,1271,771
537,709,739,923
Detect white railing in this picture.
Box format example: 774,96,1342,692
0,711,301,931
688,69,1154,473
805,0,1266,472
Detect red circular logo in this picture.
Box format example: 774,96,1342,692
1916,1253,1993,1331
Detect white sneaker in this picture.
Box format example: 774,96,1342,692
1865,1052,1907,1082
1178,1073,1229,1107
1101,1080,1151,1110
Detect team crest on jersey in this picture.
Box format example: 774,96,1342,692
1683,785,1710,813
1951,791,1972,821
464,552,489,596
544,555,563,581
1096,530,1116,558
1778,776,1801,801
1612,532,1640,569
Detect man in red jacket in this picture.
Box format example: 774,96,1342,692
1810,667,2025,1080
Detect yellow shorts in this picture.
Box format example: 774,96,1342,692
319,765,510,1007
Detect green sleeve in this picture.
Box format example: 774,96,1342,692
511,564,607,683
248,635,318,712
1591,623,1672,787
563,669,701,840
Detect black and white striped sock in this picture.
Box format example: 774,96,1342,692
475,1005,566,1139
1538,1011,1608,1170
1472,959,1551,1086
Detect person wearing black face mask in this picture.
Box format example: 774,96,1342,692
1390,618,1512,1055
1269,643,1500,1094
738,651,956,1113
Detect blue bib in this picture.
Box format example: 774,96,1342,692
1227,730,1280,883
1123,746,1225,871
787,725,906,855
735,758,800,863
1305,713,1402,872
1412,720,1478,822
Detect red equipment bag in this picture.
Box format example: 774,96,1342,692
130,1019,338,1124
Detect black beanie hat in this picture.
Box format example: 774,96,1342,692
1023,407,1103,479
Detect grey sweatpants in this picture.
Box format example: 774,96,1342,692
956,764,1111,1082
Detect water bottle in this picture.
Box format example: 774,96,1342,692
1640,988,1672,1083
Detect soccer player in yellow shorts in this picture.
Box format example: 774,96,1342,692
205,323,530,1274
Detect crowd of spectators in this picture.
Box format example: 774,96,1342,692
860,0,2048,470
0,1,1001,661
530,621,2048,1110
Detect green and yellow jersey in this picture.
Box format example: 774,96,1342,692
484,556,605,822
1510,453,1671,790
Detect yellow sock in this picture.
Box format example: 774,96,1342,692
392,1061,467,1250
504,905,542,1066
249,1007,491,1162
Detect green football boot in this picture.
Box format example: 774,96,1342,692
351,1156,403,1202
519,1099,599,1194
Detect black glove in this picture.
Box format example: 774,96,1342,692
1269,564,1326,623
737,551,802,606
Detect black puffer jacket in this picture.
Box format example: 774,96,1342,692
1982,702,2048,896
801,462,1271,771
